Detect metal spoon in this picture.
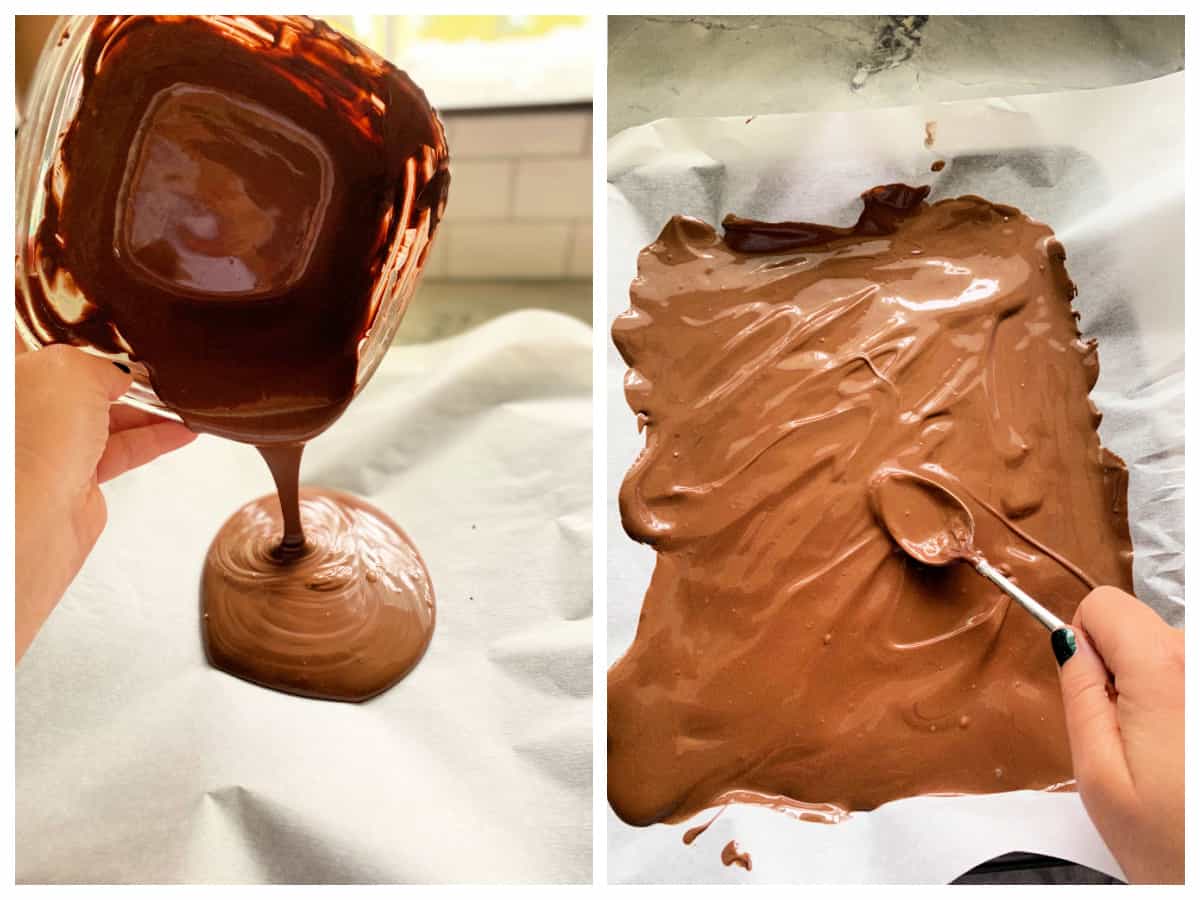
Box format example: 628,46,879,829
869,468,1077,665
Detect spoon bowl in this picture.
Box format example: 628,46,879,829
868,468,977,566
868,466,1077,664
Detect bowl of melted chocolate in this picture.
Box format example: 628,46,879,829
16,15,450,702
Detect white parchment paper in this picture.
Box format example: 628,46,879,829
17,310,592,884
607,73,1183,883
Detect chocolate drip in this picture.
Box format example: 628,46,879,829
721,840,752,871
259,444,307,556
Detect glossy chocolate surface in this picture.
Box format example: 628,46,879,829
202,487,435,702
609,186,1133,826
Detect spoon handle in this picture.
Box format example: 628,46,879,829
974,558,1078,665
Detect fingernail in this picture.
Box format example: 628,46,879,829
112,362,131,374
1052,627,1077,666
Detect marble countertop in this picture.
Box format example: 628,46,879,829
608,15,1183,135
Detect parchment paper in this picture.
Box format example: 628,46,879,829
607,73,1183,883
17,310,592,884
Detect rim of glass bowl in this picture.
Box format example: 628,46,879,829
13,15,439,428
15,15,175,422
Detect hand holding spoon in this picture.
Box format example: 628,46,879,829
869,468,1078,666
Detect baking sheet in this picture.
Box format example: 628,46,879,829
607,72,1184,883
16,310,592,884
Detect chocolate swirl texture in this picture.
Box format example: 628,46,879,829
203,489,435,702
19,15,449,444
608,186,1133,826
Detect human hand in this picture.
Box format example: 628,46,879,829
15,345,195,661
1057,586,1185,884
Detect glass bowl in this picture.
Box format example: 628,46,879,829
15,15,449,433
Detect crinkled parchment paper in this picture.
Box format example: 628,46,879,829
17,310,593,884
607,73,1183,883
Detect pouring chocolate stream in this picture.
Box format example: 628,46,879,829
22,16,449,701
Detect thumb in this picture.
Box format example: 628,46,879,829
1058,620,1134,810
97,420,196,483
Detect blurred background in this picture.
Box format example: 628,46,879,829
15,14,592,344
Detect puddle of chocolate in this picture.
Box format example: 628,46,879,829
608,185,1133,827
721,840,752,871
202,487,434,701
22,16,448,701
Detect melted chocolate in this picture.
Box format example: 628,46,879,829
260,445,308,556
682,807,725,845
609,186,1133,827
202,488,434,701
20,16,448,702
22,15,449,444
721,841,752,871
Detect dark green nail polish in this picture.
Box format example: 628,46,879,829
1052,628,1077,666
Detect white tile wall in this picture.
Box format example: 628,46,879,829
447,110,590,159
444,221,572,280
423,227,450,279
446,159,513,219
567,223,591,279
513,158,592,219
436,107,592,280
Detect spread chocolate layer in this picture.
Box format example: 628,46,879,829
608,186,1133,827
19,16,448,702
202,486,435,702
